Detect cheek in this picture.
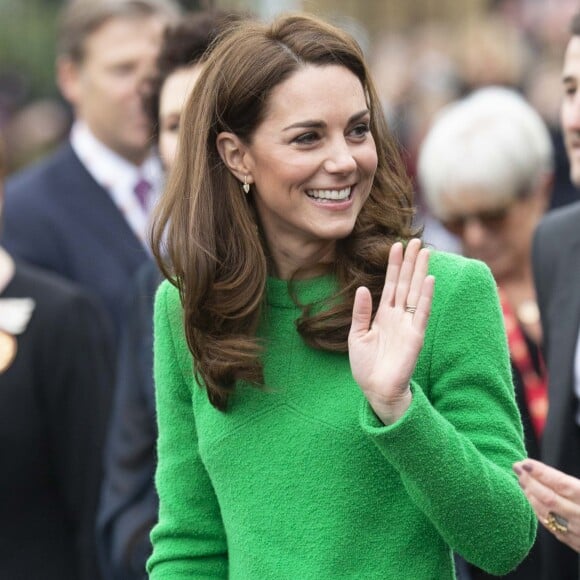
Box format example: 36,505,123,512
159,133,178,169
561,102,575,132
361,143,378,176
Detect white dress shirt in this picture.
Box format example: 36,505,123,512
70,121,164,249
0,247,35,335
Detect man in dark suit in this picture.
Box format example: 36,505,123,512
1,0,179,341
514,10,580,580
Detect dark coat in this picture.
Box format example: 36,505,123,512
2,142,152,343
0,260,113,579
97,261,161,579
532,201,580,580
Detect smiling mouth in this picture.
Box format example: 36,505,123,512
306,187,352,202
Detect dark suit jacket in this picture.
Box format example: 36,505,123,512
532,201,580,580
0,260,113,579
2,142,153,342
97,261,161,579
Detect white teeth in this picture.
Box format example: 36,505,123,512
307,187,351,200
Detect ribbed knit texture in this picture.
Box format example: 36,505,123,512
148,251,536,579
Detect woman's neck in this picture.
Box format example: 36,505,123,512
268,238,336,280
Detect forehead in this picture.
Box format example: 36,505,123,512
83,15,165,60
439,187,510,216
563,36,580,81
262,64,367,124
159,65,203,115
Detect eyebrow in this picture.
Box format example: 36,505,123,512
282,109,370,131
563,75,577,85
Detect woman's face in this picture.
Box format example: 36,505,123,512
242,64,378,273
158,64,202,169
439,187,546,281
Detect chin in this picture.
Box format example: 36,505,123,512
318,223,357,241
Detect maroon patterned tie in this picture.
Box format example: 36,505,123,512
134,177,152,209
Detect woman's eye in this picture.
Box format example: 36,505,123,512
160,115,180,134
293,132,318,145
350,123,370,138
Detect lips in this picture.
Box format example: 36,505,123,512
306,186,352,201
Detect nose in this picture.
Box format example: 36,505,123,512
323,137,357,175
461,218,489,252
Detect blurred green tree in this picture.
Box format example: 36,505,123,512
0,0,60,102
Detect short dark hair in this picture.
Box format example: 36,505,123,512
57,0,181,63
145,10,247,138
571,11,580,36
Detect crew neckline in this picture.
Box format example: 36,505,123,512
266,274,338,309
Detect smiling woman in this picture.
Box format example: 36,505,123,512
148,13,536,580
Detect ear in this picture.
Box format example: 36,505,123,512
56,56,82,107
216,131,253,184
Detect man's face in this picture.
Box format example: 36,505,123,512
59,15,166,165
562,36,580,186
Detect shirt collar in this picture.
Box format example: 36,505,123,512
0,246,15,295
0,248,35,335
70,121,163,192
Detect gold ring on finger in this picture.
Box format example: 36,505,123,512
545,511,569,535
405,305,417,314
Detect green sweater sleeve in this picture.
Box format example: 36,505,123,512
359,256,536,575
146,282,228,579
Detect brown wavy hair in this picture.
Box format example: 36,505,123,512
151,13,419,410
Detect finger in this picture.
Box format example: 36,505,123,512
349,286,373,342
379,242,403,307
517,470,580,533
405,247,430,314
516,460,580,502
394,239,421,309
412,275,434,331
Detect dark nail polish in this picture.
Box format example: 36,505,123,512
522,463,533,473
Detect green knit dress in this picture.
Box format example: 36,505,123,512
147,251,536,579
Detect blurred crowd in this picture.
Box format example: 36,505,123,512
368,0,578,236
1,1,577,202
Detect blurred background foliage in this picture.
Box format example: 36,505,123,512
0,0,60,103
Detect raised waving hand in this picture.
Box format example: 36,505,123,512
348,239,435,425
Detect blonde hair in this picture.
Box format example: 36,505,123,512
418,86,554,220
